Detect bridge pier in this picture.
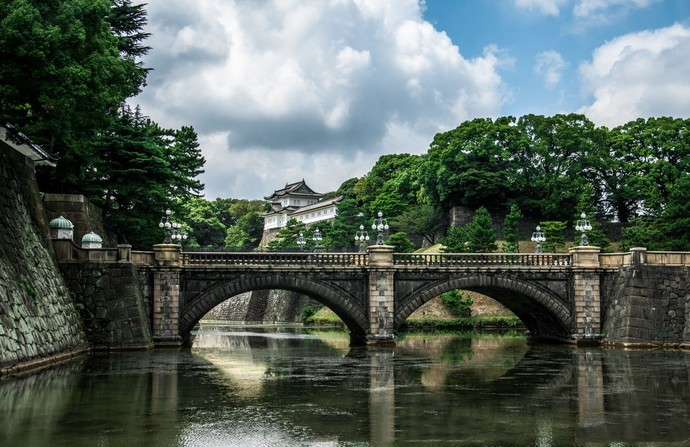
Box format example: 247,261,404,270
366,246,397,345
152,244,183,346
570,246,602,343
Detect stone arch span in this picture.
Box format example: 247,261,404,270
395,274,572,340
179,272,368,342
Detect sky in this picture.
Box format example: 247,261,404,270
132,0,690,200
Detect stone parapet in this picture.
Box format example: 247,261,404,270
153,244,182,267
570,246,601,268
367,245,394,267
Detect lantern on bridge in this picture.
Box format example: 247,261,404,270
49,215,74,240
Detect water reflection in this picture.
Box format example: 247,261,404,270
0,326,689,446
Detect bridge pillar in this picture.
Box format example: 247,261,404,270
570,246,602,342
366,245,396,345
152,244,183,346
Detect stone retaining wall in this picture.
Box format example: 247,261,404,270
602,265,690,347
59,262,153,350
202,289,319,323
0,141,89,375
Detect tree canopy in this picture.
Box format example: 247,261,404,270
1,0,208,249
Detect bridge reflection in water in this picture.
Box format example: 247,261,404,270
2,328,689,446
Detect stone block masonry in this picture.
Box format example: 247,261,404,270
0,139,89,376
602,264,690,347
59,262,153,350
202,289,321,324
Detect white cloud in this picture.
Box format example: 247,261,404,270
570,0,660,29
578,23,690,127
534,50,568,87
574,0,657,19
514,0,569,16
135,0,509,199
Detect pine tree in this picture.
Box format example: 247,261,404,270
540,221,566,253
466,207,498,252
503,203,523,253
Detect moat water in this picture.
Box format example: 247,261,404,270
1,325,690,446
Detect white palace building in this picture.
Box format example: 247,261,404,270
261,179,343,232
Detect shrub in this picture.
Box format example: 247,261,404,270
440,290,473,318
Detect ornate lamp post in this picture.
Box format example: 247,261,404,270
159,209,187,244
312,227,322,252
354,224,370,253
296,231,306,251
531,225,546,253
371,211,389,245
575,212,592,246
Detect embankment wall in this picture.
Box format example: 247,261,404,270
602,264,690,347
0,141,89,376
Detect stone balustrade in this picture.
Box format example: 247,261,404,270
393,252,573,267
181,251,369,267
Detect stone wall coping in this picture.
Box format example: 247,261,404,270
52,238,132,263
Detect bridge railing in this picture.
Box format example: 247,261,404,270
181,251,368,267
131,251,155,266
598,252,632,267
393,252,572,267
598,251,690,267
646,251,690,265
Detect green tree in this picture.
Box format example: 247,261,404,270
421,117,517,212
441,226,470,253
387,231,415,253
225,211,265,250
267,218,307,249
620,218,663,251
442,207,497,253
465,207,498,252
540,221,566,253
323,198,367,250
0,0,150,191
502,203,523,253
180,197,225,247
392,204,444,246
83,106,203,248
608,117,690,221
513,114,603,221
323,177,359,201
355,154,422,205
440,290,473,318
658,173,690,250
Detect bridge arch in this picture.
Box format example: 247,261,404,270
395,275,572,340
179,272,368,342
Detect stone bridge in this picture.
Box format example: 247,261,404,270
137,244,611,345
52,240,690,347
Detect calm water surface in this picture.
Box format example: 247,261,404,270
1,325,690,446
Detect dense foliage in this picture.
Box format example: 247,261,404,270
0,0,204,248
417,115,689,251
441,290,473,318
